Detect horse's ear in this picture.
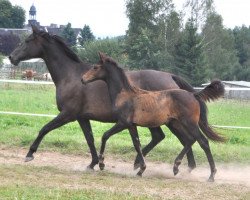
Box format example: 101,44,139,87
98,52,107,63
31,25,39,35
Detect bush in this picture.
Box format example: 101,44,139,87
76,37,128,66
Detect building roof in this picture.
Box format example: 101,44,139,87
29,4,36,15
0,28,31,35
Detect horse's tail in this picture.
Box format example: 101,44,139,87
171,74,195,93
172,75,226,142
194,80,226,142
194,80,225,102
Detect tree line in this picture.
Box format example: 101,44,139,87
1,0,250,85
72,0,250,85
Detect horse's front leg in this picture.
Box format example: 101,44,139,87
129,125,146,176
78,119,99,170
99,122,126,170
25,111,75,162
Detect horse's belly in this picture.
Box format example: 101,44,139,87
133,111,168,127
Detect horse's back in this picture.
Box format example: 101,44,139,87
127,70,179,91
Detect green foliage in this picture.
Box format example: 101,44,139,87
201,12,240,81
0,0,25,28
77,37,128,65
0,32,20,55
0,53,4,67
173,18,206,86
232,26,250,80
79,24,95,47
125,0,175,69
124,0,249,84
61,23,77,47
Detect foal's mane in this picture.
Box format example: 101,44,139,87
38,30,81,63
104,56,137,93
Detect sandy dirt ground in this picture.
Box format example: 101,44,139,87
0,146,249,187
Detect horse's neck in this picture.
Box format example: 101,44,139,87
106,68,133,106
42,44,82,85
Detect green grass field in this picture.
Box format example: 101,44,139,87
0,83,249,164
0,83,250,199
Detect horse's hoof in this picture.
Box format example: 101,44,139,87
24,156,34,162
188,167,194,173
99,163,105,170
136,172,143,177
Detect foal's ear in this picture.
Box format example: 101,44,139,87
31,25,39,35
98,52,107,63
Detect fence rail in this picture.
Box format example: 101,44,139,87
0,79,53,85
0,79,249,130
0,111,249,130
1,79,250,90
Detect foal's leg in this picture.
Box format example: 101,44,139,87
77,119,99,170
168,120,196,172
129,125,146,176
195,129,217,182
99,123,126,170
173,138,195,176
25,111,75,162
134,127,165,169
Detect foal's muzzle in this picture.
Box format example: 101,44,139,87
81,78,87,85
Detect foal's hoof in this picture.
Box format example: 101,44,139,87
134,163,141,170
86,165,95,171
136,164,146,177
24,156,34,162
207,177,215,182
173,167,179,176
99,163,105,171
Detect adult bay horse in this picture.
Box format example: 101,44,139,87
81,53,225,181
10,26,201,170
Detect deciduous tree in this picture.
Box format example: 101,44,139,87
0,0,25,28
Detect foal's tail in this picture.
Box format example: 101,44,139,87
194,80,226,142
194,80,225,102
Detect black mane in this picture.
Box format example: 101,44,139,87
38,30,81,63
105,57,137,92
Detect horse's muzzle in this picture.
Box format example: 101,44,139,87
8,55,19,66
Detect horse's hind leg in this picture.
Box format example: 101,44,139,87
134,127,165,169
129,125,146,176
168,120,196,172
78,119,99,170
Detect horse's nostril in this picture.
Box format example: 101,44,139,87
8,55,11,60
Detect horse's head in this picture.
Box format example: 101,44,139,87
81,52,110,84
9,25,46,65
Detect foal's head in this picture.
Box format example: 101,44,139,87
81,52,115,84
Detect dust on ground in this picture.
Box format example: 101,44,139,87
0,146,249,187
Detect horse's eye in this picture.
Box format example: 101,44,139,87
93,66,98,70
